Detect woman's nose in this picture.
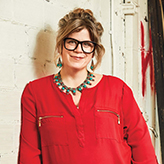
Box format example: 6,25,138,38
75,43,83,52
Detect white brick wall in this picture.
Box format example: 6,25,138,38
0,0,161,163
0,0,108,163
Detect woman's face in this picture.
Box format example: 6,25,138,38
61,28,93,71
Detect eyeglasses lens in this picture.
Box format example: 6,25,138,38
64,38,95,53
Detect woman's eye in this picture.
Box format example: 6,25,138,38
68,40,76,44
83,42,93,47
84,42,89,46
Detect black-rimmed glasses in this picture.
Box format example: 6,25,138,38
64,38,97,54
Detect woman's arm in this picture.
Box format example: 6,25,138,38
122,83,158,164
18,83,42,164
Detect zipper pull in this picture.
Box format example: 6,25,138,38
39,117,42,127
117,115,120,125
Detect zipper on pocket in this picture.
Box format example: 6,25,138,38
38,115,63,127
97,110,120,125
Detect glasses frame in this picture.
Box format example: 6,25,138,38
63,37,97,54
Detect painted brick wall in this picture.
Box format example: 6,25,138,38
0,0,161,163
0,0,111,163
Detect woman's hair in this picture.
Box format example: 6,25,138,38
54,8,105,70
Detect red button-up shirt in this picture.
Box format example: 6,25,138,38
18,75,158,164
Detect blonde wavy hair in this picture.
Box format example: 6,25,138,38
54,8,105,71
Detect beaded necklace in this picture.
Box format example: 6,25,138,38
53,71,95,95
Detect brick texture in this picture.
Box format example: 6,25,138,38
0,0,106,163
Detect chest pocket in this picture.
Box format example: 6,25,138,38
95,107,122,142
38,115,68,146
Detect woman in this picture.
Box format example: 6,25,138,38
18,8,158,164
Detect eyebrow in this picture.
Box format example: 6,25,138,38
65,37,95,43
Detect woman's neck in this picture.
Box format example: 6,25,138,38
60,68,88,88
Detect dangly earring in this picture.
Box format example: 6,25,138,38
57,57,62,68
90,59,94,71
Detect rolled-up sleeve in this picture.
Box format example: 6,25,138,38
18,83,42,164
122,83,158,164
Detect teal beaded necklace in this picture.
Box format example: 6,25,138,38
54,71,95,95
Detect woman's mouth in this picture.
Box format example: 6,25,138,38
70,55,84,60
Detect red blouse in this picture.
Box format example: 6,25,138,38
18,75,158,164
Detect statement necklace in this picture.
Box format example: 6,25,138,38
54,71,95,95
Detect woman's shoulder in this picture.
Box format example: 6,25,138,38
102,74,133,94
31,74,54,83
94,73,126,86
26,74,54,89
22,74,55,97
104,74,124,82
94,73,132,92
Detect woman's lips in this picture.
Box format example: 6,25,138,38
70,55,84,60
